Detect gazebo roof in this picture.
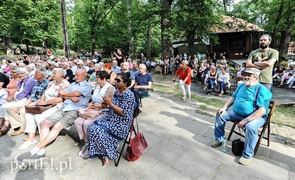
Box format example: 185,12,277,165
212,15,264,33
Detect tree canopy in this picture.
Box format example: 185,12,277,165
0,0,294,58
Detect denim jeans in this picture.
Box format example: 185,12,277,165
207,78,216,89
214,109,267,159
133,88,148,106
219,81,228,93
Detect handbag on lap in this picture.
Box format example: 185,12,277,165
25,104,56,114
78,108,102,120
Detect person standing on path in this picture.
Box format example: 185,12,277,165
246,34,279,90
173,60,192,100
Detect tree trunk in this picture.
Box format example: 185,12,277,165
279,28,291,58
187,29,195,56
91,31,95,58
25,39,30,52
278,1,293,58
161,0,173,57
4,36,10,46
61,0,70,58
147,22,151,60
271,0,284,48
127,0,134,58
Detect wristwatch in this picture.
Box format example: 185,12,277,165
245,118,251,123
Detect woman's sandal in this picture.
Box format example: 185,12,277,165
80,145,89,159
77,143,88,157
102,156,109,167
0,124,11,137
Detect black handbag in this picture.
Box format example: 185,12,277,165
232,138,244,156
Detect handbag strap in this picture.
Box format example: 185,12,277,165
129,117,139,140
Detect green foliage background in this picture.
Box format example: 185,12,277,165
0,0,294,57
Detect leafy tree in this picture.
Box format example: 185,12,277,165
69,0,122,56
231,0,295,57
0,0,62,51
172,0,220,56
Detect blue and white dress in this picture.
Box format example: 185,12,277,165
88,89,135,159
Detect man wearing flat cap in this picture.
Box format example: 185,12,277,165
211,68,272,165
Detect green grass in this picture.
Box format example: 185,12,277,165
272,105,295,128
152,84,182,95
192,96,226,107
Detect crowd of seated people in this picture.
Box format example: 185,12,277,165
0,54,153,167
277,64,295,88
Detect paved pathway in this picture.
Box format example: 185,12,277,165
0,92,295,180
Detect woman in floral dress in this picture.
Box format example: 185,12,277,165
87,72,135,167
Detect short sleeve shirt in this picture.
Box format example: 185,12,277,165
30,79,48,102
135,73,153,85
176,66,192,85
232,83,272,116
247,48,279,83
63,80,92,111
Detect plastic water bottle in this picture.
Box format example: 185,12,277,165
221,137,227,152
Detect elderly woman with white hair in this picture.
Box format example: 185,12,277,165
88,62,104,86
0,68,36,137
18,68,70,150
26,64,36,79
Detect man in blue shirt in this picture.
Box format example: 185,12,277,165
134,64,153,107
211,68,272,165
111,60,121,75
130,61,140,80
17,69,92,161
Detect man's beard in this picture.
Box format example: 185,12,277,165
260,43,268,49
243,79,251,86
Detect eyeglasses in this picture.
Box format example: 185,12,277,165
115,78,123,83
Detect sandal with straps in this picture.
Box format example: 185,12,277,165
0,124,11,137
81,148,89,159
77,143,89,157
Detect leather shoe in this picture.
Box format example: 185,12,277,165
211,140,222,148
0,124,11,137
11,128,24,136
23,135,29,141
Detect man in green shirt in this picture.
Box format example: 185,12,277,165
246,34,279,90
